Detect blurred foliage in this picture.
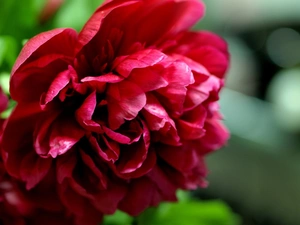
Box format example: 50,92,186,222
103,200,240,225
103,210,133,225
0,36,18,70
135,200,240,225
0,0,44,40
103,191,240,225
53,0,105,31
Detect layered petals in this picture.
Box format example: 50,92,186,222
10,28,77,102
163,31,229,78
2,0,229,224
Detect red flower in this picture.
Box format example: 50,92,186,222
2,0,229,224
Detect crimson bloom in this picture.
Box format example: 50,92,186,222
2,0,229,224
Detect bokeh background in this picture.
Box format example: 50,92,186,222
1,0,300,224
199,1,300,225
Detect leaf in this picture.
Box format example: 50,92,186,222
103,210,133,225
137,199,241,225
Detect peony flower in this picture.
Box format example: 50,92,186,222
2,0,229,224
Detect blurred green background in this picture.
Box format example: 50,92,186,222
1,0,300,224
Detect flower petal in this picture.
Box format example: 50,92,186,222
76,0,204,57
48,117,85,158
106,80,146,130
177,105,207,140
81,74,123,93
11,29,77,102
20,151,52,190
114,49,167,77
75,0,139,54
75,91,102,133
40,68,72,107
34,112,85,158
88,135,119,162
198,115,230,154
118,177,159,216
164,31,229,78
12,28,77,75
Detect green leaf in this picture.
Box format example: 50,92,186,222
137,200,241,225
103,210,133,225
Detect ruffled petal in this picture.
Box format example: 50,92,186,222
164,31,229,78
11,28,77,102
106,80,146,129
34,113,85,158
19,151,52,189
76,0,204,57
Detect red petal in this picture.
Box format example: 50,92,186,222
112,148,156,179
75,0,139,54
142,93,180,145
81,74,123,93
1,102,42,179
34,112,85,158
48,116,85,158
11,58,70,103
34,110,61,157
158,144,198,173
103,126,130,144
75,91,102,133
164,31,229,78
19,151,52,189
184,74,222,111
88,135,119,162
177,105,207,140
116,138,147,174
80,150,107,190
187,46,229,78
92,181,127,214
154,60,194,117
56,151,77,184
12,28,77,75
198,117,229,154
147,165,178,201
106,80,146,129
11,28,77,102
118,177,159,216
118,0,205,54
142,93,174,131
171,31,228,56
76,0,204,58
114,49,167,77
58,182,103,225
40,68,71,107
